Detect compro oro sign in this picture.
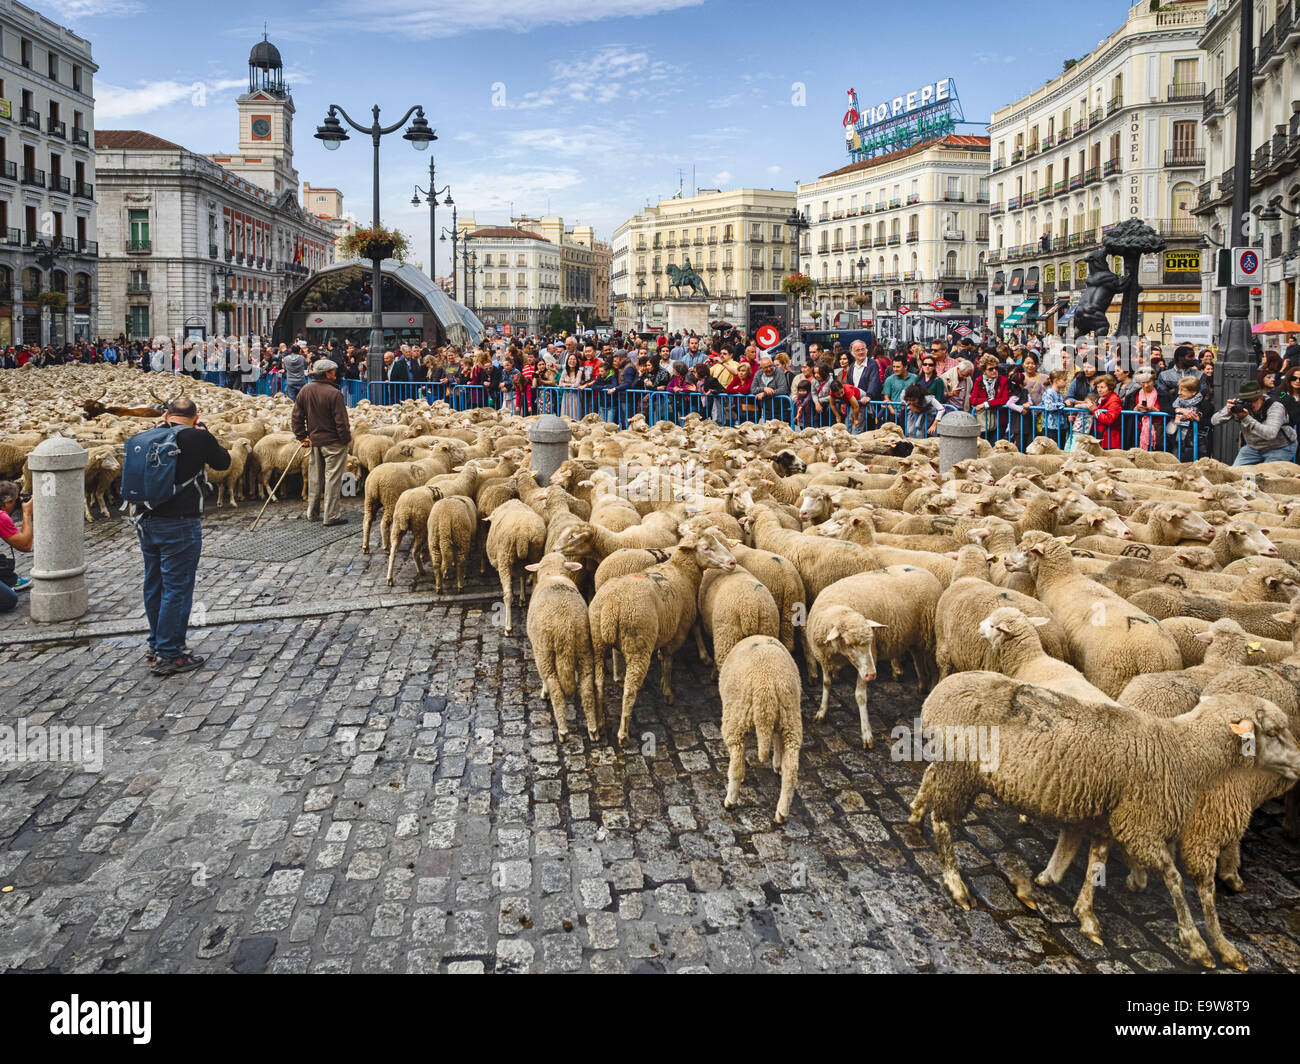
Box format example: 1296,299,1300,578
1171,314,1215,346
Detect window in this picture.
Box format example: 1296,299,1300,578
483,252,493,266
128,305,149,338
517,254,526,266
0,201,6,234
128,208,149,249
72,65,82,93
772,224,782,241
20,39,31,69
48,51,57,81
1172,120,1196,157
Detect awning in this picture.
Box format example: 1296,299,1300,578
1059,303,1078,325
1000,298,1038,328
1039,299,1070,323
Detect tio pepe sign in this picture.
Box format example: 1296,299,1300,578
858,79,952,128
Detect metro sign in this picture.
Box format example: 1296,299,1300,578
929,298,951,310
897,304,912,315
954,325,973,336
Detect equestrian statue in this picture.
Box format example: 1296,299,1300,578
666,259,709,299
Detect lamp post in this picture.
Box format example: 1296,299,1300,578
314,102,435,394
787,206,811,347
637,277,646,333
438,205,459,301
464,248,478,316
411,157,452,282
1214,0,1256,460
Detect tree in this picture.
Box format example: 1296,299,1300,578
547,303,575,334
1102,218,1166,341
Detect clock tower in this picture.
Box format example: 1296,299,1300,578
220,33,298,197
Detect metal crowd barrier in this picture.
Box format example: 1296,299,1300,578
963,403,1199,459
336,380,489,410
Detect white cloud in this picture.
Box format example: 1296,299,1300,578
304,0,706,38
713,170,732,185
506,45,673,111
96,78,247,120
43,0,142,17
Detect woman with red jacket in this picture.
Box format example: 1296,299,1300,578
1087,373,1123,449
970,353,1010,440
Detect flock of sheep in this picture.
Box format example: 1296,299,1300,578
5,363,1300,972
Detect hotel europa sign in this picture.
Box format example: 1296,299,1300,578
842,79,966,161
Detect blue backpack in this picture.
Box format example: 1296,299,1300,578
120,425,203,516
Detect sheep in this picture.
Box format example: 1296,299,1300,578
1126,586,1297,640
427,495,478,593
907,671,1300,968
977,606,1117,705
725,541,807,654
697,567,780,670
1117,618,1269,717
1004,531,1181,698
804,565,943,748
744,505,879,602
253,433,310,502
812,508,957,587
361,456,444,555
385,484,440,586
588,526,737,746
1162,616,1291,666
82,445,123,521
934,546,1069,676
524,552,600,742
484,500,547,636
208,438,252,508
719,636,802,824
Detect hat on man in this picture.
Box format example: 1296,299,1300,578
1236,381,1265,401
309,358,338,376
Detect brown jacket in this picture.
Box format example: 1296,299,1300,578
292,379,351,447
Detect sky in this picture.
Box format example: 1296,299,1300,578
58,0,1135,277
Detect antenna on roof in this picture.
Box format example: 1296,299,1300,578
264,20,268,40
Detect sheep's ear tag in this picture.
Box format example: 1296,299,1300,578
1229,720,1254,738
1248,642,1263,653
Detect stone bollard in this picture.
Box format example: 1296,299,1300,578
937,411,980,475
27,436,89,622
528,414,573,487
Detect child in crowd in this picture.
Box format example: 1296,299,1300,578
1170,374,1204,462
1040,369,1071,446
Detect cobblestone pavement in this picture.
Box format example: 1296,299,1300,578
2,501,1299,973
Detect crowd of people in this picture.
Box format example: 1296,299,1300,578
5,326,1300,465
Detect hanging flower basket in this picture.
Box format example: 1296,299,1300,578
341,225,410,263
215,300,235,314
37,291,66,310
781,272,814,298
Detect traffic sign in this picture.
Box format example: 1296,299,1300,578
755,324,780,348
1232,247,1261,286
897,304,912,316
929,298,951,311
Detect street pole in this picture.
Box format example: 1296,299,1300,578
1215,0,1255,460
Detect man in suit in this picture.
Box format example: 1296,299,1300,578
845,339,881,400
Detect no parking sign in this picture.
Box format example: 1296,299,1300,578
1231,247,1261,287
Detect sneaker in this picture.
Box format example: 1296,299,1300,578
13,577,31,593
144,649,156,666
151,652,205,677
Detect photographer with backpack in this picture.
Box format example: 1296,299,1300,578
122,397,229,675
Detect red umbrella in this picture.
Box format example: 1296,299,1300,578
1251,320,1300,334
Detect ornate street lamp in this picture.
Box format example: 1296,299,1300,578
439,204,459,301
315,102,434,394
412,157,452,281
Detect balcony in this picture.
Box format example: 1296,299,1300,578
1257,27,1276,77
975,229,990,243
1069,175,1083,191
1103,158,1121,177
906,231,919,243
872,237,886,248
126,237,151,253
831,241,844,251
1008,195,1021,210
707,236,718,244
1089,107,1103,124
887,234,901,245
1073,119,1085,136
4,228,18,245
1053,179,1066,196
987,250,1002,265
1193,179,1214,210
817,215,829,223
874,203,887,212
1010,149,1024,164
73,180,93,198
902,270,919,282
1155,218,1199,239
889,198,901,208
1253,144,1271,172
1164,148,1204,167
692,237,703,246
1218,167,1234,197
992,158,1005,171
1022,191,1037,206
1051,236,1068,252
1203,89,1221,121
0,160,13,181
224,248,233,262
1038,186,1050,200
47,119,65,139
1042,133,1056,149
1026,142,1039,158
1168,80,1204,103
906,193,920,204
127,280,150,296
72,239,97,256
831,211,843,220
50,174,70,193
942,191,965,202
1106,96,1123,115
1281,2,1295,39
1225,68,1239,101
19,108,39,130
845,239,858,250
20,166,44,187
990,203,1003,216
943,229,965,241
1058,126,1072,144
846,208,859,217
1083,166,1100,185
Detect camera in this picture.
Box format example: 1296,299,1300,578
1228,398,1246,414
18,492,31,504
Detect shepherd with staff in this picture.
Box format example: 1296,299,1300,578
292,359,352,526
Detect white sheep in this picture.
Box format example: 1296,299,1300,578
524,552,600,742
719,635,802,824
485,499,547,635
427,495,478,593
908,671,1300,969
697,567,780,670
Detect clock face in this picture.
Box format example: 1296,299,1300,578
251,117,271,139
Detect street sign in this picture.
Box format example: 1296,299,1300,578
755,324,780,348
1171,314,1214,346
954,325,973,336
897,304,912,315
1232,247,1261,287
929,298,951,311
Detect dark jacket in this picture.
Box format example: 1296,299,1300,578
845,357,882,401
292,378,351,447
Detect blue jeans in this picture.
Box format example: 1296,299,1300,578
1234,441,1298,465
137,516,202,658
0,580,16,613
286,381,304,402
